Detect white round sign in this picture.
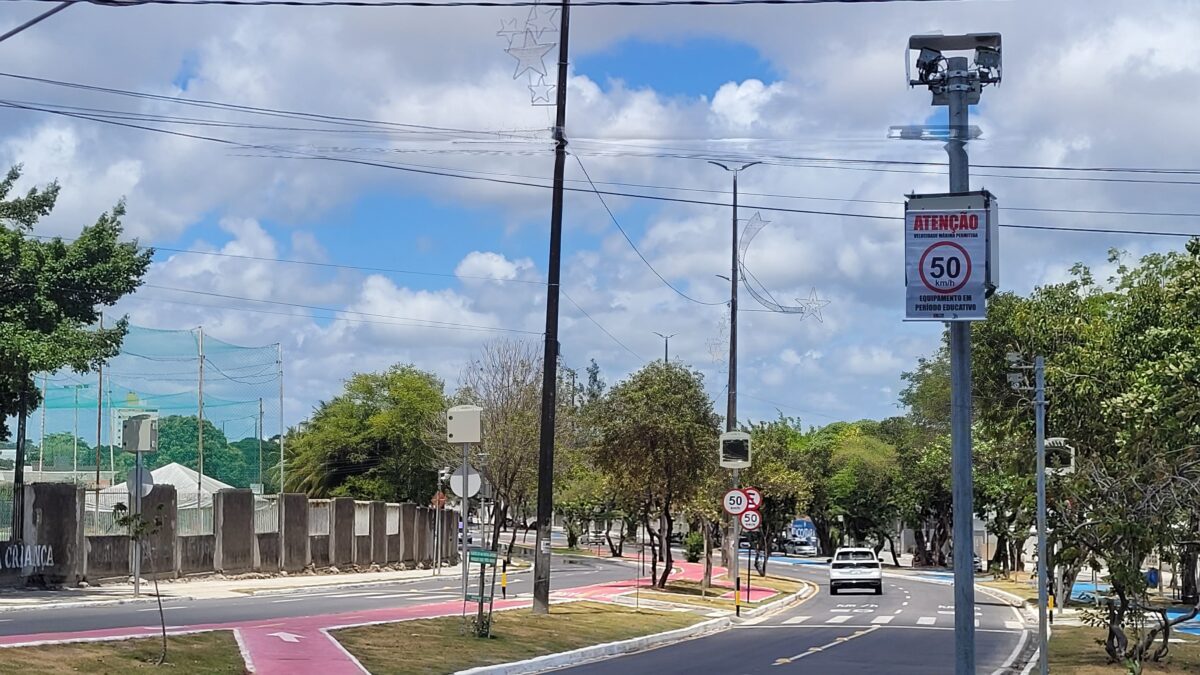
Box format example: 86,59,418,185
740,510,762,531
722,489,749,516
917,241,973,296
449,463,481,498
743,487,763,511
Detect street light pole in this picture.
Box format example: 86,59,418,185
709,160,759,615
652,332,676,363
1034,356,1049,675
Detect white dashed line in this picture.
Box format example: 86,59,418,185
783,616,810,625
137,606,185,612
270,598,306,604
826,615,852,624
871,616,894,624
917,616,937,625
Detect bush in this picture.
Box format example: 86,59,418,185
684,531,704,563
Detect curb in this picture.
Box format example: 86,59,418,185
453,617,732,675
740,579,818,620
246,566,537,597
0,594,195,614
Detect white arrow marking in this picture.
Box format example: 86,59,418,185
269,632,304,643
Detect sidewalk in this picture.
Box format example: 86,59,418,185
0,564,483,611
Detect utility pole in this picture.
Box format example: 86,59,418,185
652,332,676,363
258,398,264,490
37,375,46,474
197,326,205,501
532,0,571,616
709,159,759,609
1034,356,1048,675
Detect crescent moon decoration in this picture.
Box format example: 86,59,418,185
738,211,829,322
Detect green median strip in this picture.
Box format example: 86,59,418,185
1049,625,1200,674
0,632,244,673
334,601,704,675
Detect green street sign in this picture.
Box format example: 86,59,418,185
465,593,493,602
469,549,498,564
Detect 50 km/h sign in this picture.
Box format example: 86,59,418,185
740,510,762,531
904,191,999,321
723,489,749,516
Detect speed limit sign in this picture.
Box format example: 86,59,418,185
904,191,998,321
743,487,762,511
740,510,762,531
722,489,749,516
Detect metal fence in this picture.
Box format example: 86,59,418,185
254,496,279,534
309,499,330,536
178,506,214,536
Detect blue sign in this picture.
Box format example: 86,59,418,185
791,518,816,541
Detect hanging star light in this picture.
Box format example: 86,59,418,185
528,75,556,104
736,210,831,320
497,17,522,46
799,288,831,323
505,30,554,80
526,3,559,39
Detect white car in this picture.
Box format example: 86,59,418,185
828,547,883,595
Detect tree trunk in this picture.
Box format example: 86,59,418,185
720,519,734,578
605,518,623,558
148,538,167,666
756,522,772,576
506,519,519,564
913,527,930,566
490,501,507,552
887,535,901,568
657,509,674,589
702,519,712,595
645,514,659,585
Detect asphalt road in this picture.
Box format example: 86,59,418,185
0,557,633,637
564,557,1029,675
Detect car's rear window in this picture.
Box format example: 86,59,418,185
835,551,876,561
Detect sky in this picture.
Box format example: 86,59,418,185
2,0,1198,439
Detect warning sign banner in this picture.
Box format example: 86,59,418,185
905,207,989,321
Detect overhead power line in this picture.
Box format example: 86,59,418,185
9,0,969,7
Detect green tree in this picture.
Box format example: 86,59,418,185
286,365,446,503
0,165,151,534
743,416,808,575
229,436,281,491
592,361,718,588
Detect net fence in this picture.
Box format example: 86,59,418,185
4,324,284,536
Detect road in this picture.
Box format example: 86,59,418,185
564,557,1030,675
0,556,632,637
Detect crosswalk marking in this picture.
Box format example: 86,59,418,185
937,610,954,615
975,619,980,628
1005,621,1024,630
783,616,810,625
826,615,852,624
870,616,894,625
917,616,937,626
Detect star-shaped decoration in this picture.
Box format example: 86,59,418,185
497,18,522,46
505,30,554,80
528,75,556,104
526,3,559,39
798,288,830,323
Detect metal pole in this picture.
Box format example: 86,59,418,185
258,398,264,490
729,169,738,431
945,55,975,675
73,386,79,479
197,326,205,502
277,344,284,494
462,442,470,598
1035,356,1049,675
96,315,104,531
732,468,741,617
532,0,571,616
37,375,46,474
133,450,143,597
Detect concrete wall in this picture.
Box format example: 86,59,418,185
387,534,401,563
1,483,86,587
416,507,431,565
442,509,458,564
256,533,280,572
330,498,354,567
310,535,330,568
355,536,371,565
369,501,386,565
177,534,215,575
279,493,308,572
141,485,177,577
213,489,253,574
400,503,417,565
85,535,129,579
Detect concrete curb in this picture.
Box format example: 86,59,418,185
453,617,732,675
0,594,195,614
740,579,818,620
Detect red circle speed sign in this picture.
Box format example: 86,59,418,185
740,510,762,531
723,489,749,516
743,487,762,511
917,241,972,295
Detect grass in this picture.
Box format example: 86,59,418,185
636,574,805,610
334,601,703,674
0,632,245,673
981,572,1039,604
1050,625,1200,673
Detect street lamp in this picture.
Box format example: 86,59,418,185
651,332,676,363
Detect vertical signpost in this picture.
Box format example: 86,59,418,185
904,32,1002,675
467,548,499,638
719,432,751,617
121,412,158,598
447,405,483,607
739,494,761,607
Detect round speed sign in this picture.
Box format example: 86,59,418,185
918,241,973,295
740,510,762,531
722,489,749,516
743,487,762,511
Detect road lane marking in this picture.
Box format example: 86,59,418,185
825,615,852,624
1005,621,1023,630
137,606,185,612
893,609,903,615
783,616,810,625
271,598,307,603
902,601,909,606
917,616,937,625
326,592,378,598
938,611,955,615
774,626,881,665
871,616,894,624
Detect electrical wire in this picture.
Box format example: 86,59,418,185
7,0,971,7
572,153,726,306
561,290,644,361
